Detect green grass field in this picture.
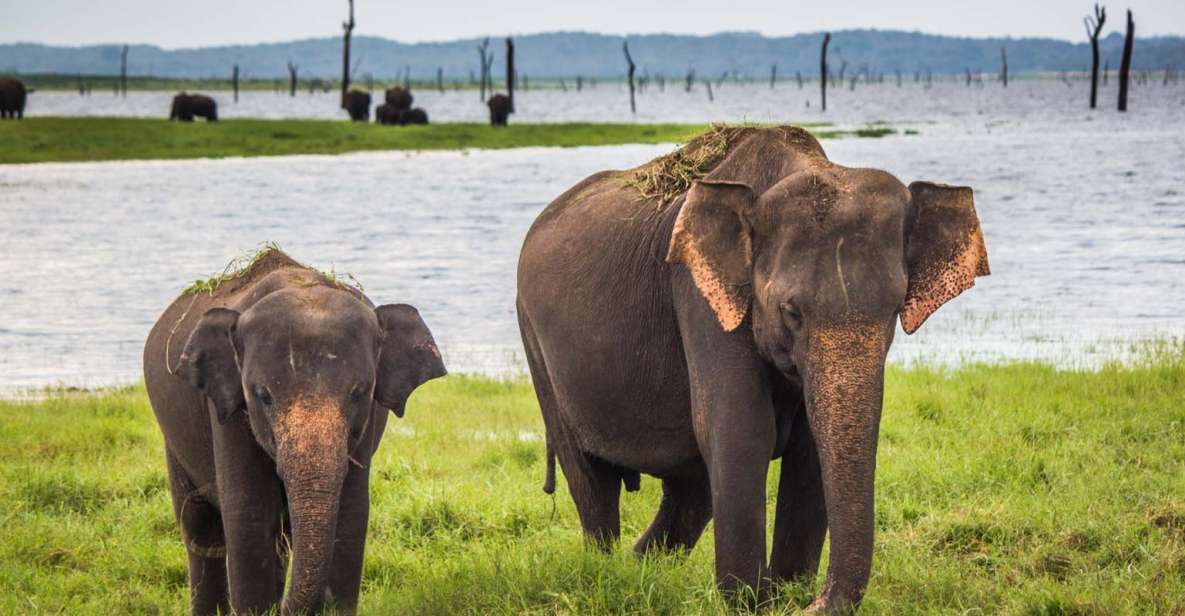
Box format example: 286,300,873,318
2,351,1184,615
0,118,894,165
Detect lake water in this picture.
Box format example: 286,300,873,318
2,80,1184,393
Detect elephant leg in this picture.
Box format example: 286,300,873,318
633,466,712,554
769,409,828,584
557,444,623,547
519,306,621,546
164,450,229,616
214,416,287,613
327,465,370,615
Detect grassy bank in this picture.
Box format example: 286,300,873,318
0,118,894,165
2,352,1184,614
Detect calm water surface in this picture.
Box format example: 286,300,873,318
2,81,1184,392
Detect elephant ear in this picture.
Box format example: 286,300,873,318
375,304,447,417
901,182,991,334
666,180,757,331
173,308,245,424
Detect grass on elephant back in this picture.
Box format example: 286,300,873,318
1,347,1184,614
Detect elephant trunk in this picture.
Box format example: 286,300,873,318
802,322,888,613
275,398,349,615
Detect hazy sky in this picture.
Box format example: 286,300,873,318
4,0,1183,47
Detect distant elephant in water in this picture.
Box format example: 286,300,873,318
384,87,413,111
342,90,371,122
1,77,29,119
170,93,218,122
143,249,446,615
399,108,429,125
375,103,400,125
488,93,511,126
516,126,990,613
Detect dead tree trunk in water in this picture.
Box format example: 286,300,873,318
623,40,636,114
1000,47,1009,87
506,37,516,113
820,33,831,111
770,64,777,89
120,45,128,97
1085,3,1106,108
437,67,444,93
685,69,695,92
287,62,299,97
340,0,355,106
477,37,490,102
705,79,714,101
1118,9,1134,111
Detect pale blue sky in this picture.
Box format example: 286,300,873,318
4,0,1182,47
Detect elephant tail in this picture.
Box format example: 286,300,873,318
542,442,556,494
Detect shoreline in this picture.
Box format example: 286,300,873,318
0,118,897,165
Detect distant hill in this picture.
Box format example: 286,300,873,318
2,30,1183,81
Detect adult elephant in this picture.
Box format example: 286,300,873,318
1,77,29,119
169,93,218,122
384,86,413,111
143,248,446,615
487,93,510,126
342,90,371,122
516,126,989,613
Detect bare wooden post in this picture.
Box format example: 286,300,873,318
340,0,355,106
232,65,240,102
623,40,636,114
477,37,490,101
770,63,777,89
120,45,129,97
1001,47,1009,87
506,37,516,113
287,62,299,97
820,33,831,111
1085,4,1106,108
1118,9,1134,111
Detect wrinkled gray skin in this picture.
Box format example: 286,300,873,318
341,90,371,122
0,77,28,119
487,93,511,126
169,93,218,122
516,127,989,612
375,103,400,125
144,250,446,615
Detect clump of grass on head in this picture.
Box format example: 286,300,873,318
624,123,741,205
182,242,364,296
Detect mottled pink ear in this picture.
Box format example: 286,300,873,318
666,180,757,331
901,182,991,334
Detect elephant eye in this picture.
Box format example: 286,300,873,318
780,302,804,330
252,385,274,407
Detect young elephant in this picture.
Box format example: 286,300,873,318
516,126,989,613
143,249,446,615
